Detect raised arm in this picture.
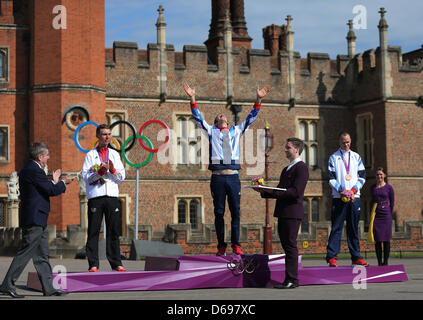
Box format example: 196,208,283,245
237,85,271,134
183,82,212,134
256,85,270,104
183,82,196,104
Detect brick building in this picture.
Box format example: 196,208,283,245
0,0,422,256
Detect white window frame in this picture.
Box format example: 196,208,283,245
174,113,202,167
0,125,10,162
356,112,374,169
297,117,320,168
0,47,9,83
174,195,204,230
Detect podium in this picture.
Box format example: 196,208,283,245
27,254,408,292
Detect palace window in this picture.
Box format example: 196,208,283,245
0,49,7,81
106,112,127,150
0,198,6,227
176,115,201,165
298,119,319,168
300,196,320,233
177,197,202,230
0,126,9,162
356,113,373,169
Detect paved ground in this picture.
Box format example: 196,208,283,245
0,256,421,316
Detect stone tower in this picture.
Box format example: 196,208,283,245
28,0,106,230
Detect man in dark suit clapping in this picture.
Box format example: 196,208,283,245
0,142,74,298
253,138,309,289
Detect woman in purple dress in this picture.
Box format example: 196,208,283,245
371,167,395,266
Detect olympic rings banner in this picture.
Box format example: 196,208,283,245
74,119,269,175
74,120,170,168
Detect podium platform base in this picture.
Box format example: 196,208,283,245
26,254,407,292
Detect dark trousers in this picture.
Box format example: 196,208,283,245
0,225,56,295
86,196,122,269
278,218,302,285
326,198,362,262
210,174,241,248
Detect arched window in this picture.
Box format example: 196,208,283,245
176,115,201,166
0,199,6,227
299,121,306,140
176,197,202,229
0,126,8,161
0,49,8,81
297,119,319,168
178,200,187,223
356,113,373,168
309,122,317,141
110,115,122,138
300,145,307,163
106,112,126,149
301,196,321,233
309,144,318,167
0,51,5,79
189,200,199,229
177,117,187,164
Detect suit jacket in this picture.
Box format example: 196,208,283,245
19,161,66,228
261,160,309,219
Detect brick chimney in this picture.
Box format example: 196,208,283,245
262,24,287,56
205,0,252,63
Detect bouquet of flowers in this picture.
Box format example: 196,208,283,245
89,164,106,185
340,189,354,202
251,176,265,186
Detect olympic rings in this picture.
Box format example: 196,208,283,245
121,135,153,168
74,121,99,153
74,119,168,167
109,120,137,152
226,256,259,276
138,119,170,153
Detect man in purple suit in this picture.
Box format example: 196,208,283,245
253,138,309,288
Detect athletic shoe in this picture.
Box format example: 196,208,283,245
231,245,245,255
328,257,338,267
113,266,127,272
216,246,226,256
89,267,98,272
352,259,369,267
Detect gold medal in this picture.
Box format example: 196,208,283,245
345,174,352,181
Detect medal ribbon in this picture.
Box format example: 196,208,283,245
341,150,350,175
97,147,109,165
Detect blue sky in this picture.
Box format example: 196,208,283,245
105,0,423,59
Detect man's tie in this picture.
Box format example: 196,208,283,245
222,130,232,164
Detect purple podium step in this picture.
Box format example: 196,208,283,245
298,265,408,286
26,254,407,292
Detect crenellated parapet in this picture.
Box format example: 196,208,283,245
105,5,423,107
106,40,348,105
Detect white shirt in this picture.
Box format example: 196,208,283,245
287,157,302,171
81,148,125,200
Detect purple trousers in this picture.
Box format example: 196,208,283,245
277,218,302,285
